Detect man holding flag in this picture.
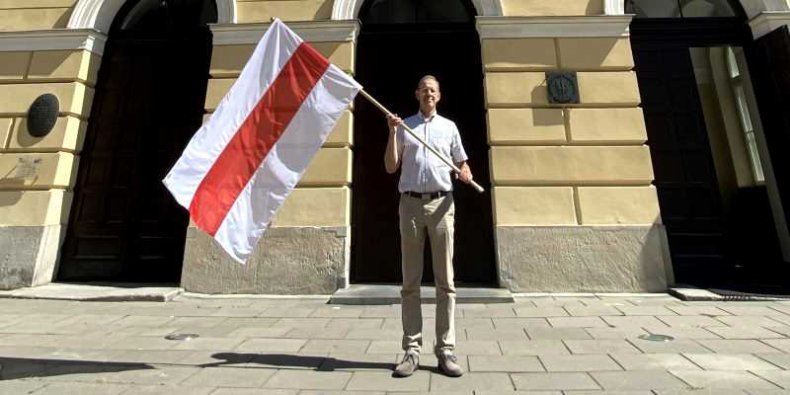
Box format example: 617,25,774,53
385,75,473,378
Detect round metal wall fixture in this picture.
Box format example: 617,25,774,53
27,94,59,138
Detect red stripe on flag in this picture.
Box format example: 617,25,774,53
189,43,330,235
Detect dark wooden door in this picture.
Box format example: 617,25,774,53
58,32,211,283
633,45,729,285
351,24,496,285
748,26,790,259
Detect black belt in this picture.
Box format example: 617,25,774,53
403,191,450,200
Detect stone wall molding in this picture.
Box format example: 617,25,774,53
0,29,107,55
331,0,503,19
210,20,361,46
69,0,237,33
476,16,633,39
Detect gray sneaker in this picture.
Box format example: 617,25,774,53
393,352,419,377
437,351,464,377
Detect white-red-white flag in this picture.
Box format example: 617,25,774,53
163,18,361,263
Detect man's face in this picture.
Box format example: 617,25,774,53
415,79,441,114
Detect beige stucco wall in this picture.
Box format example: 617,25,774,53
237,0,334,22
0,49,98,227
0,0,76,31
501,0,603,16
483,36,660,227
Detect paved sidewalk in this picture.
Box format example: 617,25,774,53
3,293,790,394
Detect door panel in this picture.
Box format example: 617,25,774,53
58,35,211,283
633,45,728,285
351,25,496,285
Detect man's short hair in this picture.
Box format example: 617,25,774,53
417,75,440,91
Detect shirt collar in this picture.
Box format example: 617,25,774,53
417,110,437,122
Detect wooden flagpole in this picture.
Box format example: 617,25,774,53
358,89,485,193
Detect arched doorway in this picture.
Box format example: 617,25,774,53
351,0,497,285
57,0,217,283
627,0,787,289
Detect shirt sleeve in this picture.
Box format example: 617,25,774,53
450,122,468,163
395,124,405,157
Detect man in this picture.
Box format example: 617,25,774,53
384,75,473,378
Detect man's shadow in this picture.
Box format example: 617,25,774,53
206,353,440,375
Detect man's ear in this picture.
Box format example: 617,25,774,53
415,89,420,101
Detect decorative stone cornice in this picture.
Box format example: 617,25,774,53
0,29,107,55
210,20,360,46
749,11,790,39
475,15,633,39
331,0,503,19
68,0,236,33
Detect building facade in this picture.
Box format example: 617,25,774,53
0,0,788,294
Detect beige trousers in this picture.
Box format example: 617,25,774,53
399,193,456,355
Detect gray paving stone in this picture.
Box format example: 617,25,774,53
706,326,786,340
563,340,641,354
762,340,790,353
698,339,782,353
757,353,790,369
655,390,746,394
367,340,402,354
718,306,788,316
602,316,669,328
172,337,246,351
274,318,330,328
510,372,599,391
457,318,496,329
475,391,560,395
359,306,400,318
466,327,528,340
610,353,701,371
637,327,721,340
616,306,678,316
716,316,788,327
0,380,47,394
584,327,649,340
664,305,732,316
180,367,275,387
752,370,790,389
630,339,712,354
513,307,568,318
318,353,396,371
345,328,401,340
430,372,514,392
119,384,214,394
670,370,780,390
656,316,725,328
498,340,569,355
492,318,550,329
309,306,364,318
262,370,352,390
564,305,623,316
590,371,689,390
538,354,621,372
463,306,518,318
468,355,543,372
547,317,608,328
227,326,291,338
561,391,653,395
42,364,199,386
300,339,371,355
327,318,384,329
526,327,592,340
211,388,297,394
234,338,307,353
684,353,780,371
345,371,429,391
30,382,130,395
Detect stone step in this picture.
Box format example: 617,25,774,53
329,284,514,305
0,283,182,302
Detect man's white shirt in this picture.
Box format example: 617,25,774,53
396,112,468,193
